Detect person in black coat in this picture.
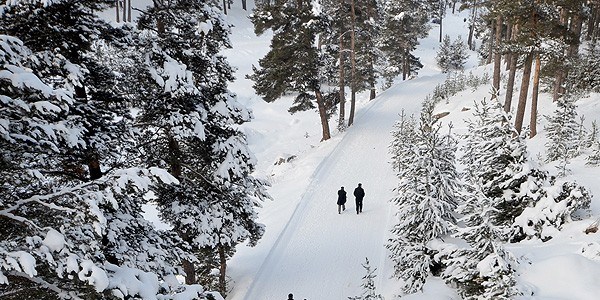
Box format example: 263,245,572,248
337,187,347,214
353,183,365,214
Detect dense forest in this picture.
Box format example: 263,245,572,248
2,0,600,299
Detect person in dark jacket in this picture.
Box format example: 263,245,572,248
287,293,294,300
337,187,347,214
353,183,365,214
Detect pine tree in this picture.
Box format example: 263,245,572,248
379,0,429,85
436,35,468,73
387,100,460,293
250,0,332,141
0,2,205,298
443,181,520,299
461,99,591,242
133,0,270,295
544,96,581,163
450,36,469,71
436,34,453,73
389,110,418,173
348,258,384,300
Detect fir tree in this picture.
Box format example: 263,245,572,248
0,2,206,298
461,99,591,242
544,96,582,163
443,181,520,299
436,35,468,73
389,109,418,173
348,258,384,300
379,0,429,85
387,100,460,293
133,0,270,295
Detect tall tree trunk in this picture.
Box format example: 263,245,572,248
590,5,599,42
315,89,331,141
122,0,126,22
338,35,346,130
182,260,196,285
127,0,132,22
504,22,513,70
439,10,444,43
242,0,247,10
515,51,534,134
530,53,541,138
467,6,477,50
223,0,228,14
115,0,120,22
398,48,410,80
553,10,583,101
504,52,518,112
218,245,227,297
492,15,503,99
348,0,357,127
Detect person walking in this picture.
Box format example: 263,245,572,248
353,183,365,214
337,187,347,214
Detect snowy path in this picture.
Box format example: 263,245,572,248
240,79,438,300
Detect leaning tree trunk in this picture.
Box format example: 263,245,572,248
315,89,331,141
515,51,534,134
492,16,503,99
348,0,357,127
530,53,541,138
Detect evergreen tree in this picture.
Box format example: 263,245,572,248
0,2,206,298
567,41,600,95
250,0,332,141
379,0,429,85
461,99,591,242
387,100,460,293
545,96,581,163
389,109,418,173
133,0,270,295
348,258,384,300
436,35,468,73
443,181,520,299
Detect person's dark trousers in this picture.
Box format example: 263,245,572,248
356,200,363,214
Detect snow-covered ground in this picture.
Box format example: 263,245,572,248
143,2,600,299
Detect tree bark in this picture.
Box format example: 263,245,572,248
439,6,444,43
515,51,534,134
127,0,131,22
348,0,357,127
530,53,541,138
504,52,518,112
492,15,503,99
223,0,228,14
315,89,331,141
338,34,346,130
402,48,408,80
467,5,477,50
553,10,583,101
182,259,196,285
115,0,120,23
504,22,513,70
218,246,227,297
242,0,247,10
